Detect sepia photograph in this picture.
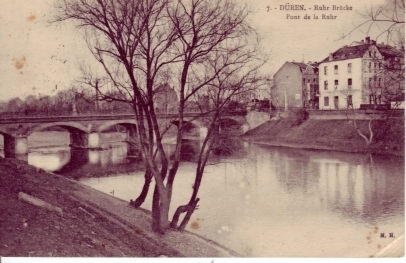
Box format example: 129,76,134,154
0,0,404,260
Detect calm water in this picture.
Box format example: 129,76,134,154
1,131,404,257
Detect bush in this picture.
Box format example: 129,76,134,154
291,108,308,126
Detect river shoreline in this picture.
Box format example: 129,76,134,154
242,137,404,157
241,118,405,157
0,156,240,257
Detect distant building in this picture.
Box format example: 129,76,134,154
272,61,319,110
153,83,178,113
318,37,404,110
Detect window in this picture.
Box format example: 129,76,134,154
347,63,352,73
324,96,329,106
374,62,377,73
348,78,352,89
368,62,372,72
369,94,375,104
308,79,311,83
369,51,372,57
334,65,338,74
313,78,316,83
369,77,372,87
334,80,339,89
324,80,328,90
363,62,368,72
378,78,382,87
303,78,306,85
324,66,328,75
347,95,353,107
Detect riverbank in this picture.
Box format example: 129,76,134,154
0,157,239,257
242,118,405,156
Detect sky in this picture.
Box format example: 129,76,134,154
0,0,392,101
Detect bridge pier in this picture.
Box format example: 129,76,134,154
3,134,28,160
199,127,208,138
70,131,100,149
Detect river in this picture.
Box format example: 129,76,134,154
0,131,404,257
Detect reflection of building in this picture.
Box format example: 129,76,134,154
318,37,404,109
153,83,179,113
272,61,319,110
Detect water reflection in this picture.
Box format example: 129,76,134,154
9,131,405,257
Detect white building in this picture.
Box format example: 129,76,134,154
318,37,404,110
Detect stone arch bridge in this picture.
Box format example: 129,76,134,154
0,112,268,158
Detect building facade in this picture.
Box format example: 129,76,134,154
318,37,404,110
153,83,179,113
272,61,319,110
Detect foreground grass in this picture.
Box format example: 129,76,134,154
0,157,238,257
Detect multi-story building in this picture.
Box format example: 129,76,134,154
272,61,319,110
318,37,404,110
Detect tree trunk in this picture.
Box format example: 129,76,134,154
151,184,160,232
170,198,200,230
130,169,152,208
177,198,200,231
367,119,373,145
158,193,171,233
347,117,373,146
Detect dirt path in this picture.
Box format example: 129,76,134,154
0,157,239,257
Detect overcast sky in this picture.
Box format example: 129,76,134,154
0,0,389,101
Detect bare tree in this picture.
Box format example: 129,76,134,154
345,0,404,48
170,45,265,230
341,0,405,146
52,0,266,233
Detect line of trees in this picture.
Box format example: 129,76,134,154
0,89,132,116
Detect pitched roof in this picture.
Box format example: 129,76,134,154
376,44,404,58
290,62,308,70
320,45,370,63
320,43,404,63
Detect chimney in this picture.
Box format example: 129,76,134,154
366,36,370,44
329,53,333,61
371,40,376,44
361,40,364,43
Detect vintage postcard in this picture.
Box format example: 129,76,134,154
0,0,404,261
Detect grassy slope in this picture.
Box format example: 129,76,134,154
243,118,405,155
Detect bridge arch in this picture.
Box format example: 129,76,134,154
170,120,206,138
95,120,140,157
216,118,245,135
96,120,137,133
28,122,91,136
0,127,10,136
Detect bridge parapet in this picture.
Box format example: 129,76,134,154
0,112,248,158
